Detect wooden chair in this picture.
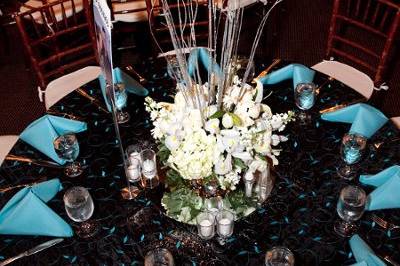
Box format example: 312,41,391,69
326,0,400,85
145,0,209,54
19,0,85,22
15,0,100,108
109,0,148,23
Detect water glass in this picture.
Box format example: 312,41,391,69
114,83,130,124
294,83,316,110
196,212,216,240
265,247,295,266
144,248,175,266
337,133,367,179
334,185,366,237
216,210,234,243
53,133,82,177
140,149,159,189
64,186,98,238
204,197,224,217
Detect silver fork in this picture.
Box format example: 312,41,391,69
370,213,400,231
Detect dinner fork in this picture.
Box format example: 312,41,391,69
370,213,400,231
0,177,47,193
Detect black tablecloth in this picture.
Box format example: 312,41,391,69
1,60,399,266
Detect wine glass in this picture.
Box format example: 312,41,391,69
265,247,295,266
144,248,175,266
334,185,366,237
114,83,130,124
337,133,367,180
204,197,224,218
216,210,234,245
196,212,216,240
53,133,83,177
64,186,99,238
294,83,316,123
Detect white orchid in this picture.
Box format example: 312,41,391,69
222,113,233,128
205,118,220,134
214,154,232,175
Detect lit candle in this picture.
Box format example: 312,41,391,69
129,152,140,165
218,218,233,237
199,219,214,238
126,165,140,182
244,171,255,197
142,159,156,179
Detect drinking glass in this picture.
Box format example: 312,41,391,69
204,197,224,218
64,186,98,238
140,149,159,189
265,247,295,266
196,212,216,240
337,133,367,180
294,83,316,123
144,248,175,266
334,185,366,237
53,133,83,177
114,83,130,124
216,210,234,245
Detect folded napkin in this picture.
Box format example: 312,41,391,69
349,234,386,266
20,115,87,165
321,103,388,139
258,63,315,89
366,174,400,211
187,47,222,80
0,179,73,237
99,67,149,111
360,165,400,187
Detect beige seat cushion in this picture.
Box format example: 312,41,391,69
113,1,148,23
0,135,19,166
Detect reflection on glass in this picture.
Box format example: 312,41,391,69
53,133,82,177
64,186,98,238
334,185,366,237
294,83,316,110
144,248,175,266
265,247,295,266
337,133,367,180
114,83,130,124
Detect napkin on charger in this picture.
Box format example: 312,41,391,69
321,103,388,139
0,178,73,237
349,234,386,266
98,67,148,111
258,63,315,89
19,115,87,165
360,165,400,211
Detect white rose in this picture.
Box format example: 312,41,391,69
222,113,233,128
214,154,232,175
248,103,261,119
206,105,218,118
165,135,180,151
174,90,187,109
205,118,220,134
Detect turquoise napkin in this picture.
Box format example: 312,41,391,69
187,47,222,80
0,179,73,237
19,115,87,165
321,103,388,139
349,235,386,266
366,174,400,211
99,67,149,111
360,165,400,187
258,63,315,89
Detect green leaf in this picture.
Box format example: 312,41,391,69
166,169,184,190
209,110,225,119
229,113,242,126
233,158,247,170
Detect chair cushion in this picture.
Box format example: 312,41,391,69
113,1,148,23
0,135,19,166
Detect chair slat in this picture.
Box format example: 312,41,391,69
331,48,376,72
336,15,388,37
332,35,380,58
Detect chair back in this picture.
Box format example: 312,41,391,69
15,0,97,89
326,0,400,84
108,0,148,23
312,60,374,99
145,0,209,52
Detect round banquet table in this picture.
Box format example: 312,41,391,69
0,59,399,266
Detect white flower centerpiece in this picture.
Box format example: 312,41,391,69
145,76,294,224
145,0,289,224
